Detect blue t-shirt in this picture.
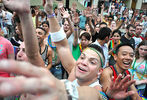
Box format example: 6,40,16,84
79,15,86,29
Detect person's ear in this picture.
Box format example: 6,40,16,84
113,54,117,61
97,68,103,76
126,28,128,33
104,36,108,41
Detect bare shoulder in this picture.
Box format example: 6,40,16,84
78,86,103,100
101,67,113,77
100,67,113,92
100,67,113,84
47,46,52,55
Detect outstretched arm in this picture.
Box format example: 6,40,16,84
0,60,67,100
59,7,74,38
3,0,44,67
0,60,139,100
45,0,76,74
100,68,139,100
0,60,103,100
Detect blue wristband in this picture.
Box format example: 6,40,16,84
47,13,56,18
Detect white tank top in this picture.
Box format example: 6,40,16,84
72,79,102,87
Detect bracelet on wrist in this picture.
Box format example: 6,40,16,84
47,13,56,18
74,29,78,31
50,27,66,42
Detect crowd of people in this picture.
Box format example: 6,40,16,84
0,0,146,100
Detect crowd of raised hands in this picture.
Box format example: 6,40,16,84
0,0,146,100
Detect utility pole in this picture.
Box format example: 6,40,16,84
65,0,69,10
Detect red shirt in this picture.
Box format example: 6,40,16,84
0,36,14,77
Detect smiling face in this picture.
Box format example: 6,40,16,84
36,28,46,43
114,46,134,70
63,20,70,32
112,32,121,43
75,48,102,82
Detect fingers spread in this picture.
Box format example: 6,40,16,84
24,77,56,94
123,91,135,98
119,75,131,87
0,60,49,77
123,80,136,90
110,76,115,89
113,74,122,88
0,76,56,97
0,77,26,97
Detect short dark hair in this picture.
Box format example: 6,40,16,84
79,32,91,41
115,43,134,55
36,27,47,35
42,21,49,27
100,22,107,27
136,24,143,28
88,44,105,68
31,8,35,15
126,24,135,30
97,27,112,40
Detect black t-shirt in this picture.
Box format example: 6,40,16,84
120,35,135,49
92,32,99,42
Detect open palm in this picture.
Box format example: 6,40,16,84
107,74,136,99
0,60,58,100
2,0,30,14
44,0,53,14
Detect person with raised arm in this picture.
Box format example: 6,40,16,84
0,0,139,100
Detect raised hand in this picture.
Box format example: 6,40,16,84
71,2,77,12
0,60,58,100
72,12,79,25
62,11,70,18
44,0,53,14
85,7,93,18
2,0,30,14
106,74,136,100
58,2,64,9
